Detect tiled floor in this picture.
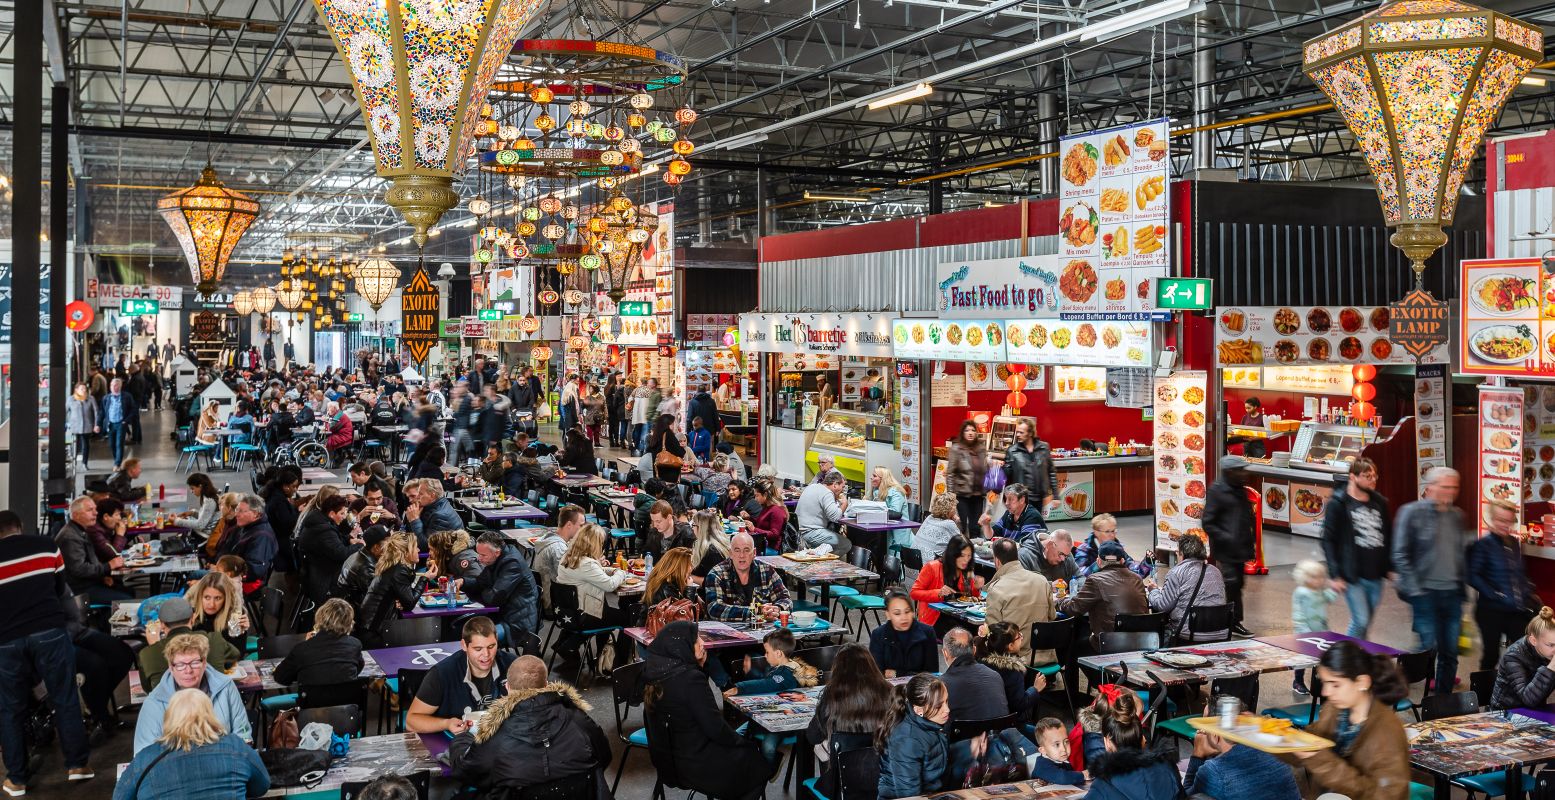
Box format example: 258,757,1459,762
37,407,1478,799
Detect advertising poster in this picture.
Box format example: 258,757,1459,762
1051,366,1107,402
934,254,1165,319
1525,384,1555,505
1479,386,1525,535
400,266,440,364
1262,481,1291,524
1105,367,1153,409
1214,305,1447,366
891,319,1007,362
966,362,998,391
930,373,967,407
1152,370,1209,551
1044,471,1095,522
896,363,922,500
1057,118,1170,315
1005,319,1152,368
1459,258,1550,377
1289,483,1332,538
1415,364,1448,498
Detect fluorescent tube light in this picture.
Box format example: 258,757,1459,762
1523,76,1548,86
1081,0,1205,42
804,191,871,203
867,82,934,110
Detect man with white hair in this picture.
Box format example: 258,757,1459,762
1469,499,1538,672
404,478,462,549
1392,466,1469,694
57,497,128,602
703,532,791,622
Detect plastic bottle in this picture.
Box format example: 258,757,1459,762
159,483,165,500
644,551,654,577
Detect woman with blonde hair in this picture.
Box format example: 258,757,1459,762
355,533,424,647
689,508,732,579
555,524,631,661
870,467,911,551
273,598,364,688
186,572,248,651
194,400,221,446
426,529,482,585
114,689,270,799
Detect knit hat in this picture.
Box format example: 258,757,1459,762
362,525,392,549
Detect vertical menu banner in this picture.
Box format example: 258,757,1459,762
1414,364,1448,499
896,362,922,501
401,267,440,364
1058,117,1170,314
1151,370,1209,552
1478,386,1524,535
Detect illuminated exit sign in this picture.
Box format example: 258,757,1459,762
617,301,653,317
1154,277,1212,311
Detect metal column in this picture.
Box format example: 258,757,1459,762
11,0,43,526
756,166,770,239
49,83,68,487
1193,20,1216,171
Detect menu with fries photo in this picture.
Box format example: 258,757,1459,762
1152,370,1209,552
1059,118,1170,316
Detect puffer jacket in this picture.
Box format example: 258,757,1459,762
296,510,360,604
467,545,540,634
945,438,988,496
1203,475,1255,565
1467,531,1538,614
447,682,612,799
876,708,948,799
1491,637,1555,710
1057,561,1148,638
1086,747,1184,800
1002,440,1057,506
357,563,423,644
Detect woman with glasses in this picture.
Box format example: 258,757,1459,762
132,633,251,756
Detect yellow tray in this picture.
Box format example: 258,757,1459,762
782,552,840,562
1187,715,1335,754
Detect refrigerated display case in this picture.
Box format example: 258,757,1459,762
806,408,884,484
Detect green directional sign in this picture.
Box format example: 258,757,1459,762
1154,277,1212,311
120,299,160,316
345,313,364,322
478,309,504,321
617,301,653,317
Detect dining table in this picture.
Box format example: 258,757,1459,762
300,467,339,484
1075,637,1319,687
400,597,499,619
622,619,835,650
757,554,877,606
894,781,1084,800
454,498,548,527
1408,710,1555,800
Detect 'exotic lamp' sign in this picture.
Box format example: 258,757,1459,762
1388,288,1450,361
401,267,441,364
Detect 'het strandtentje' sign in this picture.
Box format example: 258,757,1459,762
401,267,440,364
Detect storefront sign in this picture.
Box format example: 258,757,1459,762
1005,319,1151,368
1459,258,1550,376
345,312,365,323
742,313,896,358
461,318,489,339
936,255,1167,318
1261,365,1356,395
1213,305,1446,366
190,311,223,347
439,319,460,338
120,299,160,316
85,280,183,309
1415,364,1448,499
401,267,440,364
1478,386,1524,534
1152,370,1209,552
891,319,1006,362
1389,289,1449,361
1155,277,1212,310
1051,366,1107,402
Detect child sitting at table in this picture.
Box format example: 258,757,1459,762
1031,717,1087,786
1291,559,1338,696
724,629,820,764
215,554,262,598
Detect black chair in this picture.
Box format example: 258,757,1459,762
1395,649,1437,720
898,547,923,575
339,770,431,800
257,633,307,660
795,644,845,678
515,771,598,799
511,627,544,658
69,593,111,633
389,668,429,734
609,660,648,793
947,712,1019,743
298,680,369,713
1028,617,1078,718
385,616,442,648
816,735,882,800
1469,670,1496,710
1183,603,1234,644
257,586,285,637
643,707,691,800
1114,611,1170,639
297,703,363,737
1097,631,1160,655
1422,690,1479,722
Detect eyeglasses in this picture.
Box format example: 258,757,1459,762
1095,527,1118,534
170,658,206,673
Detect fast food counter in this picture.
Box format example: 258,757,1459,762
1239,418,1417,539
929,448,1154,518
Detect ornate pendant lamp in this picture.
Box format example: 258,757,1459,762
275,282,305,312
250,286,277,314
232,290,255,316
311,0,544,246
355,258,402,311
158,166,260,294
1303,1,1542,282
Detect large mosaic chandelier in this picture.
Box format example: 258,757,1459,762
1303,1,1542,282
158,166,260,294
311,0,544,246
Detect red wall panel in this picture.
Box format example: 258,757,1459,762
927,361,1153,453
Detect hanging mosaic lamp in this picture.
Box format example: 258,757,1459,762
157,165,260,294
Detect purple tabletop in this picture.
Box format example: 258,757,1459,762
1254,631,1405,659
401,601,499,619
366,640,462,676
466,503,548,523
417,733,454,775
1517,706,1555,724
844,518,921,533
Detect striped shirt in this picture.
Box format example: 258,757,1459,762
0,535,69,643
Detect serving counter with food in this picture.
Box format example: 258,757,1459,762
1237,418,1418,538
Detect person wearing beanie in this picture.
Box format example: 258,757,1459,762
1204,453,1257,636
136,597,240,689
334,525,391,605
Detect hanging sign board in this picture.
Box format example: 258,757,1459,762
401,267,440,364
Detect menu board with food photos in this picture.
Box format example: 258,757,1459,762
1058,118,1170,318
1289,482,1332,538
1005,319,1152,368
1480,387,1525,535
1047,471,1095,522
897,369,922,500
1460,258,1551,378
1415,364,1448,499
1051,366,1107,403
1214,305,1447,366
892,319,1008,362
1524,384,1555,506
1262,481,1291,525
1152,370,1209,551
966,361,999,390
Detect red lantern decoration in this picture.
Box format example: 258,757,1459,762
1351,365,1377,382
1351,382,1377,402
1352,401,1376,421
1007,391,1028,410
1006,372,1027,392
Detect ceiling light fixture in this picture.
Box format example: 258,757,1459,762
866,82,934,110
804,190,871,203
1523,75,1548,86
1080,0,1205,43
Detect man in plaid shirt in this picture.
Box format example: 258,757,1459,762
703,532,792,621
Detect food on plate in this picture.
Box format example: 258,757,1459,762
1184,410,1205,427
1060,203,1099,248
1338,336,1363,360
1544,484,1555,501
1264,486,1287,510
986,324,1002,346
1135,175,1166,209
1100,187,1130,212
1029,324,1049,348
1134,224,1165,255
911,324,925,344
1105,278,1127,300
1102,325,1122,348
1260,717,1295,735
1487,402,1518,424
894,326,908,345
1127,347,1145,363
1294,489,1325,517
1185,480,1206,498
1547,331,1555,360
1184,503,1204,519
1006,324,1026,347
1419,402,1435,418
1103,134,1132,166
1307,308,1332,333
966,325,983,346
1060,260,1100,303
928,323,942,344
1184,434,1205,451
1542,445,1555,462
1487,457,1517,476
1369,338,1393,360
1064,491,1090,514
1025,365,1041,380
1157,520,1171,533
1220,309,1246,333
1183,386,1205,405
1158,454,1178,471
1542,463,1555,481
1338,307,1363,333
1419,425,1433,440
1159,499,1180,516
1147,140,1169,161
1104,226,1130,259
1471,325,1536,364
1184,456,1205,474
1273,307,1301,335
1217,338,1263,364
1158,409,1178,426
1062,142,1099,186
1489,481,1515,501
1472,275,1538,314
1489,430,1519,451
1076,324,1098,347
1052,327,1072,349
1156,384,1178,404
969,363,989,383
946,324,963,345
1273,340,1299,363
1157,433,1180,449
1370,307,1390,331
1309,339,1331,361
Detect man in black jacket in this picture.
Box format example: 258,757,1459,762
467,532,540,639
334,525,390,603
406,616,515,734
57,497,127,602
106,458,147,504
1469,499,1539,671
1003,418,1058,512
447,655,611,797
1203,455,1256,636
1321,458,1392,640
296,495,363,605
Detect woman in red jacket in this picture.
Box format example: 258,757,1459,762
910,536,982,629
743,479,790,554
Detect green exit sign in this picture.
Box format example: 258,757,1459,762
120,299,160,316
1154,277,1212,311
345,313,364,322
478,309,504,321
617,301,653,317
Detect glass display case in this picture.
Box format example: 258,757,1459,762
988,415,1021,456
1290,422,1377,472
810,408,883,460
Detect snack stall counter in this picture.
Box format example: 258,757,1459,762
807,408,892,485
